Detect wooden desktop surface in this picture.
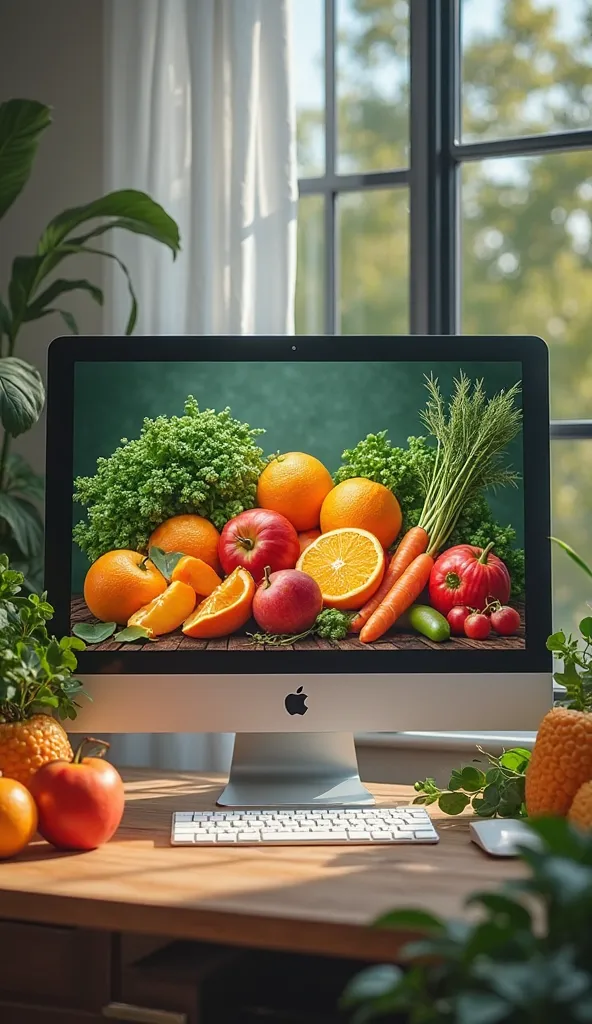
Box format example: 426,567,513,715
0,768,526,961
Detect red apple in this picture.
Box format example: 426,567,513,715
219,509,300,584
28,738,125,851
253,568,322,635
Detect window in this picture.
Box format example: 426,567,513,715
291,0,592,636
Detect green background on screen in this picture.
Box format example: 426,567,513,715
71,360,524,591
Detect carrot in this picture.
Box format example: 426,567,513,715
359,552,434,644
350,526,429,632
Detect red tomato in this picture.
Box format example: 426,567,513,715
464,613,491,640
29,740,124,851
218,509,300,584
447,605,472,636
429,543,511,615
491,605,521,636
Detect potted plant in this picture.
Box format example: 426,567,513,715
0,99,181,588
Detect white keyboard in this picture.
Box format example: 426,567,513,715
170,806,439,846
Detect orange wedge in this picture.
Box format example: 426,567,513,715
296,527,385,610
171,555,222,597
182,567,255,639
128,580,196,637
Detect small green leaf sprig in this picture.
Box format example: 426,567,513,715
248,608,354,646
413,746,531,818
0,554,87,723
547,538,592,713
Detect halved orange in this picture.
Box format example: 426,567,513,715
128,580,196,637
182,567,255,639
296,528,385,610
171,555,222,597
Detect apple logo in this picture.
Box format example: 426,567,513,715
285,685,308,716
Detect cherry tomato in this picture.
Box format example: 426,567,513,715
29,738,124,851
447,606,472,636
491,605,521,636
464,613,491,640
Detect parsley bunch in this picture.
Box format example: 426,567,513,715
248,609,354,646
335,431,525,597
0,555,86,724
73,397,266,562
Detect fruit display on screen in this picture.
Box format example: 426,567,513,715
69,361,526,651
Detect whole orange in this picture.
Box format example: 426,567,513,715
0,776,38,858
149,515,221,571
257,453,333,532
320,478,402,548
84,550,166,624
0,714,73,787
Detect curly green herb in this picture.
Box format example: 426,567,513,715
248,608,354,646
73,397,266,562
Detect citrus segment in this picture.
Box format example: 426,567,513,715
182,567,255,639
296,527,385,610
320,478,402,549
149,515,221,571
257,453,333,531
84,550,167,624
128,581,196,637
171,555,222,597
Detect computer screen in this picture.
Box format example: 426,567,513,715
68,356,528,657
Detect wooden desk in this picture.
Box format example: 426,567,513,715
0,768,525,963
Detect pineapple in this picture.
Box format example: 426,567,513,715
0,555,86,786
0,714,73,786
525,707,592,817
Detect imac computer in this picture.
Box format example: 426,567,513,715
45,335,552,808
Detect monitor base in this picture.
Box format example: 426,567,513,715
217,732,374,808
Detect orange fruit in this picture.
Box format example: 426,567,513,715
0,776,38,858
149,515,221,571
0,715,73,787
257,453,334,531
84,550,166,624
182,567,255,639
320,478,402,549
298,529,321,555
296,527,385,610
525,708,592,817
171,555,222,597
568,780,592,831
128,580,196,637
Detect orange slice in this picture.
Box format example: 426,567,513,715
128,580,196,637
296,528,385,610
182,567,255,639
171,555,222,597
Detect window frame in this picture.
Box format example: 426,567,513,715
298,0,592,444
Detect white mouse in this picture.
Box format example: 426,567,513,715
469,818,542,857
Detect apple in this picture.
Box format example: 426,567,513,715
219,509,300,583
298,529,321,555
28,738,125,851
253,568,322,635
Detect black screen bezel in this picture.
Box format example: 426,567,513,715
45,334,552,676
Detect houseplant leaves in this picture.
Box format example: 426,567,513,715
0,100,51,220
0,356,45,436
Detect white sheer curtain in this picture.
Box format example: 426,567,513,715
102,0,298,769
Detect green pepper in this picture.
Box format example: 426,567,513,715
408,604,451,643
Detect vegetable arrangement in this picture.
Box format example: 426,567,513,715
72,374,524,650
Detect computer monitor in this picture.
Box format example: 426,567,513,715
45,336,552,807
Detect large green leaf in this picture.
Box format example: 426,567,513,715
0,356,45,436
0,492,43,558
0,100,51,220
37,190,181,256
0,297,11,340
3,452,45,501
24,278,103,321
7,255,44,326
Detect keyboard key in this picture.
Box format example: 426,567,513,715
238,832,261,841
371,831,393,840
174,812,194,821
347,831,372,841
261,831,349,842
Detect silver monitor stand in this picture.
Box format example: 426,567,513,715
217,733,375,807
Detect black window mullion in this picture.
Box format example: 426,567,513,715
324,0,338,335
440,0,461,335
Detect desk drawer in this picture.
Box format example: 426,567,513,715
0,921,111,1010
